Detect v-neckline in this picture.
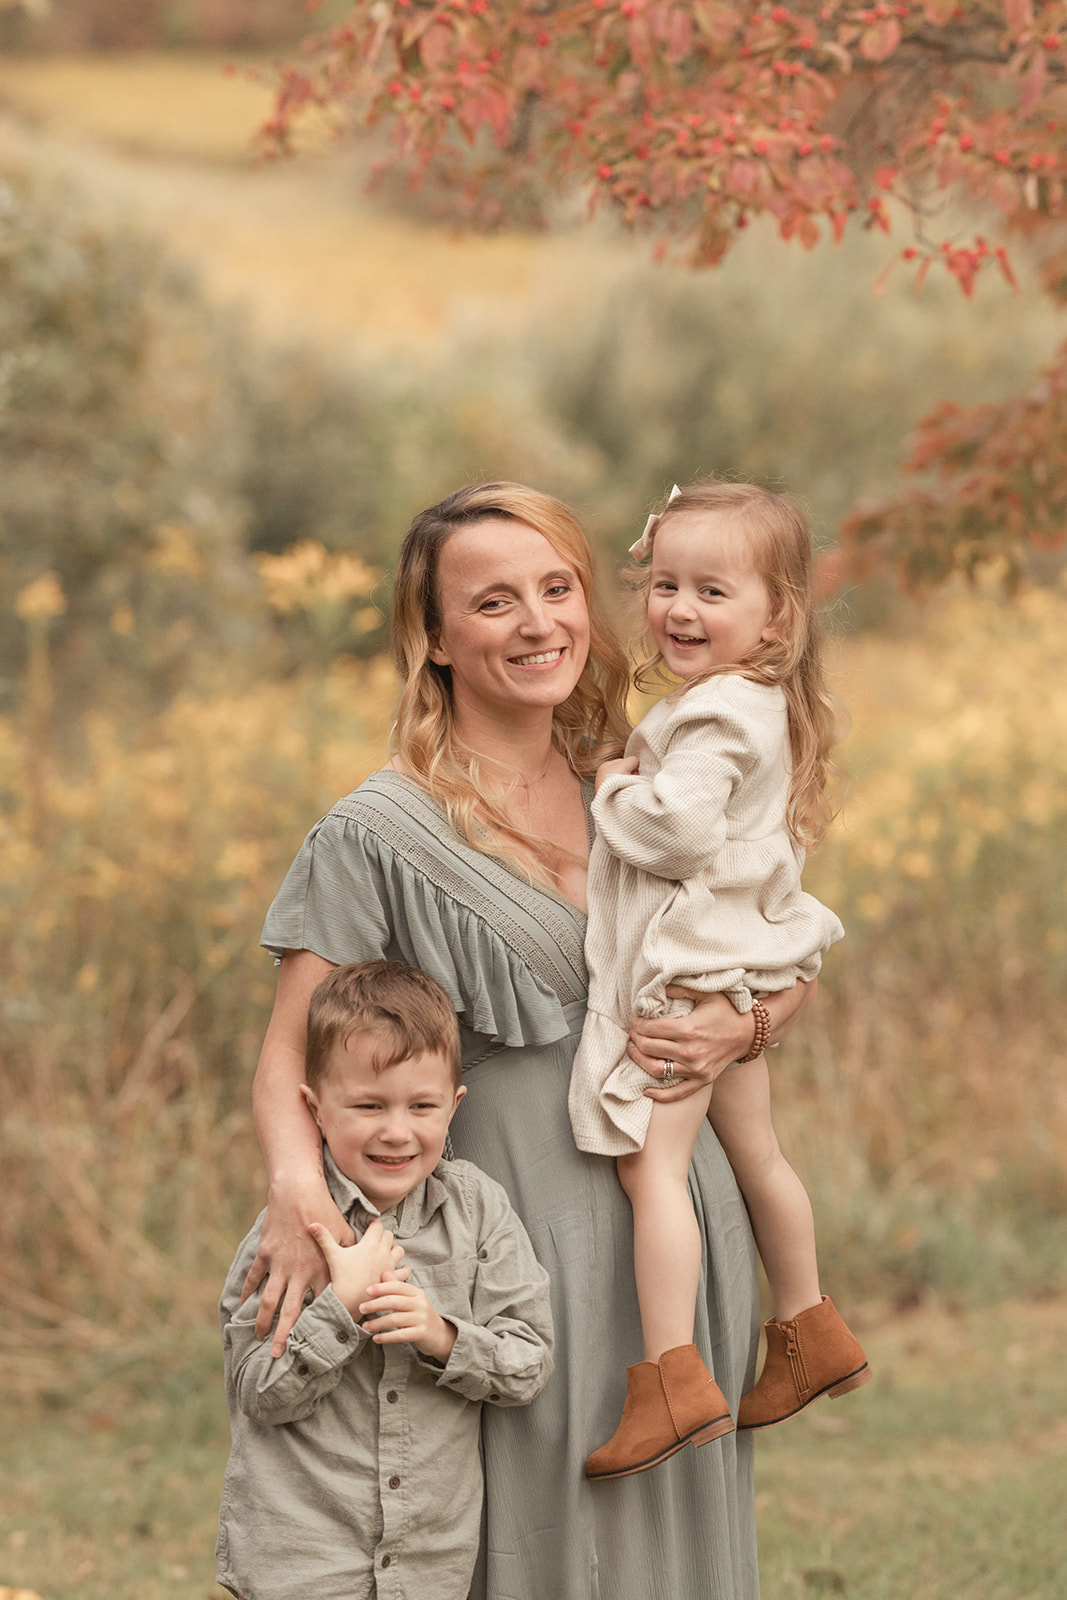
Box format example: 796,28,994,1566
367,767,590,925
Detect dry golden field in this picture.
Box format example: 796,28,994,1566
1,48,1065,1600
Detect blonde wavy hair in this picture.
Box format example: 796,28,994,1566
391,482,631,873
630,481,839,850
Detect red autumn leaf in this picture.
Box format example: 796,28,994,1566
858,18,901,62
1019,50,1047,116
419,21,455,71
1002,0,1035,32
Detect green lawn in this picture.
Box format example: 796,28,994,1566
2,1296,1064,1600
756,1296,1067,1599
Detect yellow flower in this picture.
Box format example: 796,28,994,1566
15,572,66,620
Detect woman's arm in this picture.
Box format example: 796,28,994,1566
630,978,817,1102
242,948,353,1353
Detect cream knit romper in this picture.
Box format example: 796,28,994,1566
568,674,843,1158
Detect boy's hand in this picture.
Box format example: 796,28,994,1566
594,755,640,793
360,1270,458,1364
307,1221,407,1322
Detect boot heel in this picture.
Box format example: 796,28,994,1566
827,1363,871,1399
689,1414,735,1447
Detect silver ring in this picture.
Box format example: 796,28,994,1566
661,1059,676,1085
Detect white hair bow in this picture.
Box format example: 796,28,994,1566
628,483,682,560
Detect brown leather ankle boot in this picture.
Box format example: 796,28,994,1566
737,1295,871,1430
585,1345,734,1480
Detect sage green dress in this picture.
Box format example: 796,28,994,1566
262,770,761,1600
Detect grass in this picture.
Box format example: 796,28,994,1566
1,1295,1064,1600
756,1295,1067,1600
0,52,275,163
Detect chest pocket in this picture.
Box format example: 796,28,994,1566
410,1259,474,1324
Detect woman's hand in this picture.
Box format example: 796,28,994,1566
242,1178,356,1355
630,979,816,1103
594,756,639,792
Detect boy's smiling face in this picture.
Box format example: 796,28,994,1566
301,1038,465,1213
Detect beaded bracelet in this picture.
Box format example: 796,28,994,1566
735,997,771,1063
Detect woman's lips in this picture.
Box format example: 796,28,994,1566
508,647,565,667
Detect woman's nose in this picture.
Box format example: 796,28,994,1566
517,599,553,637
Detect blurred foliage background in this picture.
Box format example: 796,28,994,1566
0,27,1066,1600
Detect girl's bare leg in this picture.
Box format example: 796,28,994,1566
617,1087,714,1362
707,1056,821,1323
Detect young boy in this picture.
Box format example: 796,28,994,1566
216,960,554,1600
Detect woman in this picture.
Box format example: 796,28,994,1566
244,482,812,1599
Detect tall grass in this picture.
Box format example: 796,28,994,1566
2,581,1065,1393
794,575,1067,1303
0,648,393,1392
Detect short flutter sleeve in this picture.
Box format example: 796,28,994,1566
260,771,589,1058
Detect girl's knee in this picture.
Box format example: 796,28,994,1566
618,1147,691,1204
617,1150,642,1200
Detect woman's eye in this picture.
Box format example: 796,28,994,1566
545,583,571,598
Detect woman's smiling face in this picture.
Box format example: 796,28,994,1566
428,518,591,722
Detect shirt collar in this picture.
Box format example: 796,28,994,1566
322,1145,452,1238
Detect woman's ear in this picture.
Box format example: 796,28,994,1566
427,631,451,667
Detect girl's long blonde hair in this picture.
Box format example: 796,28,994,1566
391,482,631,869
631,481,838,850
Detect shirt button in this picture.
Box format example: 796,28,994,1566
489,1393,500,1402
388,1475,401,1489
297,1364,309,1376
336,1330,349,1343
381,1555,392,1569
386,1389,399,1403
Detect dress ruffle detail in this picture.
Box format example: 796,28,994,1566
261,781,582,1054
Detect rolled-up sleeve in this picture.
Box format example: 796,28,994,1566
225,1287,371,1425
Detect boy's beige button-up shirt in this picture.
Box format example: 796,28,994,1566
216,1152,554,1600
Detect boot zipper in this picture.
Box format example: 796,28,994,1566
784,1322,809,1399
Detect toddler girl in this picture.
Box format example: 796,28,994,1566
569,481,870,1480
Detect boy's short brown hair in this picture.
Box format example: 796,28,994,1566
305,960,461,1092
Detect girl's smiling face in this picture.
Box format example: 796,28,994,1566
647,513,776,681
428,518,591,722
